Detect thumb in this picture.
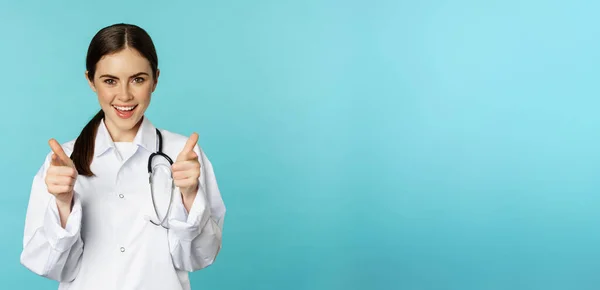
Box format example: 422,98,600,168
177,133,199,161
48,139,72,167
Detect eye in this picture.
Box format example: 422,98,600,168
133,77,145,83
104,79,116,85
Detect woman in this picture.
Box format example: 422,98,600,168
20,23,226,290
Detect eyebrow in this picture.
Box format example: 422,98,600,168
98,72,150,79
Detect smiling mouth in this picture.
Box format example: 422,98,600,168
113,104,138,119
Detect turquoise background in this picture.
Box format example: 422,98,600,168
1,0,599,289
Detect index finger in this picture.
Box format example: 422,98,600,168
48,139,70,164
182,132,199,153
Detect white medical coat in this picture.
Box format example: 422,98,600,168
20,116,226,290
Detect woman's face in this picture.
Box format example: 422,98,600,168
86,47,159,141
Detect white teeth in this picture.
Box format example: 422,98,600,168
113,105,136,111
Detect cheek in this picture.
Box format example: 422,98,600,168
96,87,115,105
132,85,153,103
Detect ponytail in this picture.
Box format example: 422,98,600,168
71,109,104,177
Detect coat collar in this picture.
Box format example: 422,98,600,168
95,116,157,157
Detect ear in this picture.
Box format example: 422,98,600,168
152,69,160,92
85,71,97,93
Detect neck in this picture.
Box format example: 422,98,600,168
105,118,143,142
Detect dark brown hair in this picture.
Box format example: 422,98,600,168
71,23,159,176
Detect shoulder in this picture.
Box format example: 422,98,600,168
158,129,189,146
157,128,204,157
62,139,78,156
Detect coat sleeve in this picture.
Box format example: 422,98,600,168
167,145,226,271
20,152,84,282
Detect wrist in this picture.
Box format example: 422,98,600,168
181,183,198,208
181,184,198,199
55,194,73,228
55,194,73,211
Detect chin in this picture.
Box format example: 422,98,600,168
106,114,142,131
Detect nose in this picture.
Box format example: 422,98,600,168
117,82,134,102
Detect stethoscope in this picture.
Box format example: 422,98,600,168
146,128,175,229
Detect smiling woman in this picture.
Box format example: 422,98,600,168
86,47,156,143
19,23,226,290
97,70,150,119
74,25,161,177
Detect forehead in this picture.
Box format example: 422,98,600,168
95,47,152,76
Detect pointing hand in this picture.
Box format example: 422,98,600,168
172,133,201,198
45,139,78,227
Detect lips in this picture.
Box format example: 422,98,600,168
113,105,137,119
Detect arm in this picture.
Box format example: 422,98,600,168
20,153,84,282
168,146,226,271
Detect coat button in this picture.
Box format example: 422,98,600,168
119,194,124,198
120,247,125,252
